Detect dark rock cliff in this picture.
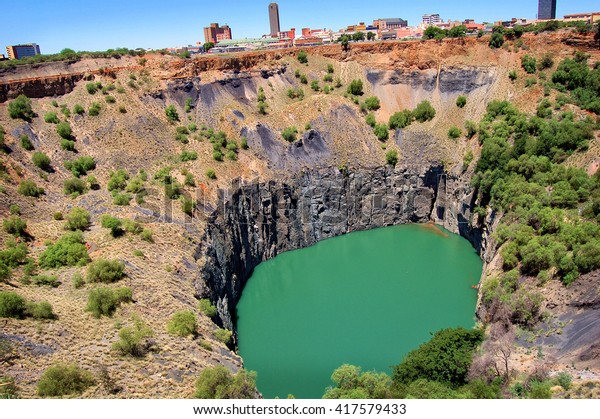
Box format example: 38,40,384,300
196,165,489,330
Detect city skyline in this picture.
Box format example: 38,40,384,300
2,0,599,54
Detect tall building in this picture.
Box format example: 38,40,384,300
269,3,280,37
5,43,41,60
203,23,232,44
538,0,557,20
422,14,441,26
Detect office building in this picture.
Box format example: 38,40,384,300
204,23,232,44
538,0,557,20
5,43,41,60
269,3,281,37
422,14,441,26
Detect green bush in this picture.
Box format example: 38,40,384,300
287,87,304,99
194,366,257,399
8,95,35,121
18,179,43,197
37,363,95,397
347,79,363,96
206,169,216,180
509,70,518,81
282,126,298,142
214,328,232,344
213,150,223,161
181,197,195,215
364,96,380,111
297,50,308,64
327,64,334,74
32,152,51,171
323,73,333,82
73,104,84,115
198,298,217,317
56,122,72,139
310,80,319,91
88,102,101,116
386,150,398,167
448,126,462,139
521,55,537,74
61,107,71,118
86,287,131,318
373,124,389,141
26,301,55,319
323,364,393,399
107,169,129,192
64,156,96,177
300,74,308,84
86,259,125,283
465,120,477,139
0,262,11,283
180,150,198,161
39,232,90,269
365,113,376,127
167,310,197,337
44,112,60,124
165,105,179,122
112,317,153,357
63,177,87,196
528,380,552,399
65,207,91,231
20,135,34,150
0,291,26,318
30,274,61,287
456,96,467,108
140,229,153,242
489,32,505,48
72,272,84,289
105,95,116,104
86,83,98,94
555,372,572,390
388,110,413,129
413,101,436,122
0,239,28,268
226,151,237,161
3,216,27,237
112,193,132,206
60,139,76,151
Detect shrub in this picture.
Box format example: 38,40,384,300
364,96,380,111
167,310,197,337
0,262,10,283
180,150,198,161
465,120,477,139
18,179,43,197
8,95,35,121
60,140,76,151
300,74,308,84
213,150,223,161
386,150,398,167
65,207,91,231
3,216,27,237
555,372,572,390
509,70,518,81
287,87,304,100
107,169,129,192
282,126,298,142
32,152,51,171
240,137,248,149
61,107,71,118
184,172,195,186
105,95,116,104
86,287,131,318
310,80,320,92
297,50,308,64
0,239,28,268
86,259,125,283
65,156,96,177
538,54,554,70
86,83,98,94
347,79,363,96
39,232,90,269
323,73,333,82
198,298,217,318
30,275,60,287
226,151,237,161
448,126,462,139
181,197,195,215
456,95,467,108
37,364,95,397
56,122,72,139
63,177,87,196
140,229,153,242
73,104,84,115
20,135,34,150
53,212,64,221
365,113,376,127
327,63,334,74
112,193,132,206
194,366,257,399
373,124,389,141
206,169,216,180
413,100,436,122
26,301,55,319
44,112,59,124
165,105,179,122
214,328,232,344
0,292,26,318
112,317,153,357
388,110,413,129
489,32,505,48
72,273,85,289
521,55,537,74
88,102,101,116
528,380,552,399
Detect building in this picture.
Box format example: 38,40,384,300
204,23,232,44
538,0,557,20
278,28,296,41
563,12,600,24
422,14,441,26
5,43,41,60
373,18,408,30
269,3,280,37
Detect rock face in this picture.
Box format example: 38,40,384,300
197,165,487,330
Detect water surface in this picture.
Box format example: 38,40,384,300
237,224,482,398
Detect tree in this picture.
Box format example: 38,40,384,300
448,25,467,38
167,310,197,337
340,35,350,51
297,50,308,64
423,26,445,40
65,207,91,231
367,32,376,41
203,42,214,52
373,124,389,141
194,366,257,399
165,105,179,122
489,32,504,48
392,327,484,387
352,32,365,42
386,150,398,167
456,95,467,108
364,96,380,111
282,126,298,142
8,95,35,121
323,364,393,399
412,100,436,122
389,110,413,129
32,152,51,171
37,364,95,397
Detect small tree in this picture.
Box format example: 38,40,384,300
0,291,26,318
448,126,462,139
198,298,217,317
167,310,197,337
386,150,398,167
364,96,380,111
8,95,35,121
347,79,363,96
37,364,95,397
86,259,126,283
112,317,154,357
3,216,27,237
412,100,436,122
44,112,60,124
282,126,298,142
203,42,215,52
195,366,257,399
297,50,308,64
20,135,34,150
456,95,467,108
18,179,43,197
521,55,537,74
489,32,505,48
388,110,413,129
365,113,376,127
65,207,91,231
32,152,51,171
340,35,350,51
373,124,389,141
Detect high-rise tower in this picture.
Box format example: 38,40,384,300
538,0,557,20
269,3,280,37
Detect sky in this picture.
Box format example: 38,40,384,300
1,1,599,54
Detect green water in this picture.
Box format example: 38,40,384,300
236,224,482,399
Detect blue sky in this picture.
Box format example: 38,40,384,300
2,1,598,54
